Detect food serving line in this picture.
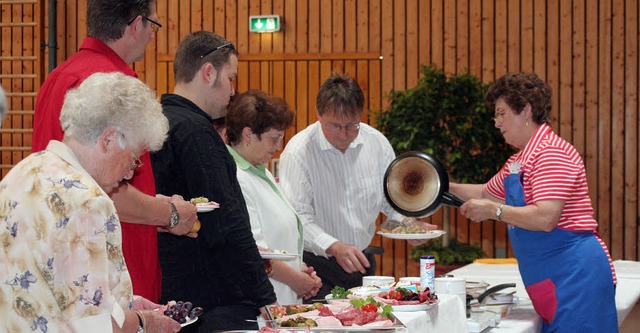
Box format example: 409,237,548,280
253,259,640,333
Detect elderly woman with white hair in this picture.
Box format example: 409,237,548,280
0,72,181,333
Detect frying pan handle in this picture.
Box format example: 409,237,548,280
441,191,465,208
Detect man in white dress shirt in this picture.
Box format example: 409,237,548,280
279,74,436,299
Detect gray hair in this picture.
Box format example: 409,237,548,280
60,72,168,152
0,85,7,127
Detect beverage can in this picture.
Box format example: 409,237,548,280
420,255,436,293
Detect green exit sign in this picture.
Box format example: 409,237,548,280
249,15,281,33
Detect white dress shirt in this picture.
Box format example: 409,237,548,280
229,146,303,305
279,122,404,257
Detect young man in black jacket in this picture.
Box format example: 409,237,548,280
151,31,276,332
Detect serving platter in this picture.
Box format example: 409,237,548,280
390,298,439,312
264,304,405,332
377,230,446,240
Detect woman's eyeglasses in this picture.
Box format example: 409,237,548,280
267,134,285,146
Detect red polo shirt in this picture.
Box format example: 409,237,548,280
33,37,162,302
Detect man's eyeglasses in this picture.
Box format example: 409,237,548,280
200,42,235,59
128,16,162,33
326,122,361,132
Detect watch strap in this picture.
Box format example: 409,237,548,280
496,204,505,221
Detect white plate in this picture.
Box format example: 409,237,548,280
391,299,439,312
377,230,446,240
181,316,198,327
259,252,298,261
196,203,219,213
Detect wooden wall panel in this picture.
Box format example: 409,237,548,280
2,0,640,279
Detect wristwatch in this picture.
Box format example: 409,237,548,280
496,204,505,221
168,202,180,229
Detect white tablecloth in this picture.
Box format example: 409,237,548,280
394,293,468,333
446,260,640,332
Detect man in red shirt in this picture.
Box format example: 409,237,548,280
33,0,197,302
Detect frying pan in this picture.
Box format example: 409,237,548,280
383,151,465,217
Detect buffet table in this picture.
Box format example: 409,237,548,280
257,260,639,333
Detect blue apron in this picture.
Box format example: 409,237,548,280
504,171,618,332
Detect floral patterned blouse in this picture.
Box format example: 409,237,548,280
0,141,133,333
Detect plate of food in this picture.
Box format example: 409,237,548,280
377,287,439,312
377,230,446,240
265,299,404,330
259,251,299,261
391,301,438,312
162,300,204,327
196,202,220,213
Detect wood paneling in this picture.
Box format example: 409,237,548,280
2,0,640,278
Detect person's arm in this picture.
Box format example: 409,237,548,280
448,183,488,201
460,146,576,231
269,260,322,298
109,182,197,236
112,308,180,333
460,197,564,231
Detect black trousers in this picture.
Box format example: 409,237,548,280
302,248,377,302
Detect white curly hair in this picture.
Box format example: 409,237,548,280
60,72,168,152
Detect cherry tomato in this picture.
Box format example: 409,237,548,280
361,303,378,312
388,290,403,301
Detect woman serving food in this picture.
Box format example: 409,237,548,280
449,72,618,332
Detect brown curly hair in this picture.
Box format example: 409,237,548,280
484,72,552,125
225,90,294,146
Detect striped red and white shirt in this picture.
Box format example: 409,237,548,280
485,124,616,283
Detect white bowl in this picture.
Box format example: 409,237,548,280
362,275,395,287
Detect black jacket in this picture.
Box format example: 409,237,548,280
151,94,276,319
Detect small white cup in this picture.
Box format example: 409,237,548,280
362,276,395,287
434,276,466,305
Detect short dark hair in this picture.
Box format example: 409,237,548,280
173,31,239,84
484,72,552,125
316,73,365,117
225,90,294,146
87,0,153,42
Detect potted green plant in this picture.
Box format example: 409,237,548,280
409,238,485,275
375,65,513,268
